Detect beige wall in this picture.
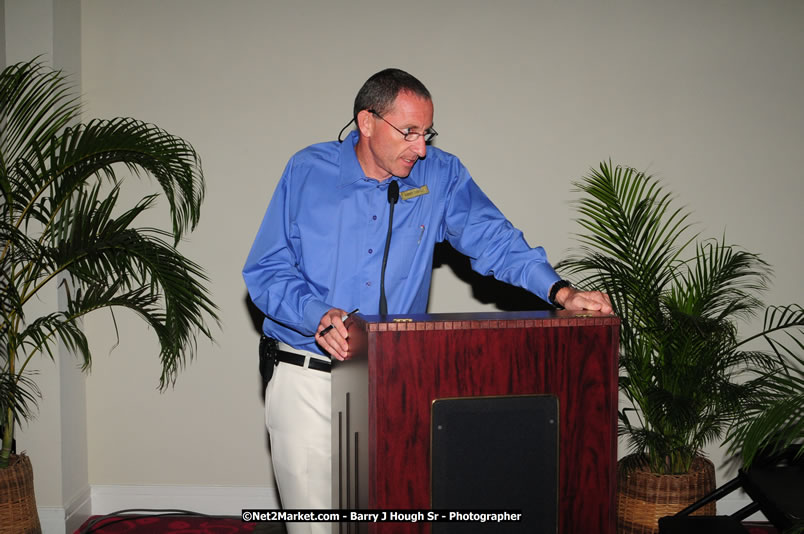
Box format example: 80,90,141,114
53,0,804,498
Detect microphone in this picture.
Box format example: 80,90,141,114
379,180,399,315
387,179,399,204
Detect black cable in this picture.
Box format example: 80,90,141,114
379,180,399,315
337,117,355,143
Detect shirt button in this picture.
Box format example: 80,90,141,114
368,249,373,254
372,215,377,220
366,281,371,286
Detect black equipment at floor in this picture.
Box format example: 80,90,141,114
658,447,803,534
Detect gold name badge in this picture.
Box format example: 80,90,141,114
400,185,430,200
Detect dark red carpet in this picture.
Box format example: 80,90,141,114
744,523,780,534
74,515,284,534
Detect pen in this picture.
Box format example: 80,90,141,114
320,308,359,336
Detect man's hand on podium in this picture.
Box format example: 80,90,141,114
556,287,614,315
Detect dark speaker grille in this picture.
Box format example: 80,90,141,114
431,395,559,534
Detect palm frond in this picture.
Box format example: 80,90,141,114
0,370,40,426
725,309,804,466
51,118,204,242
8,116,204,245
738,304,804,351
670,238,769,321
39,183,217,387
0,58,81,170
13,311,90,370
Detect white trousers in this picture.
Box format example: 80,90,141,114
265,360,333,534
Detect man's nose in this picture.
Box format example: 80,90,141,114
412,136,427,158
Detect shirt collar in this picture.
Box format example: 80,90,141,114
337,131,364,188
337,130,424,190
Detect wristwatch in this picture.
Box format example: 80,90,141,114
548,280,572,309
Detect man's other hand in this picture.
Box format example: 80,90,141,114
315,308,350,360
556,287,614,315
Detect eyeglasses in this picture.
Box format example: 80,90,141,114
369,110,438,143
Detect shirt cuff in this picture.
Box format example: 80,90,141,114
527,263,562,303
302,298,332,335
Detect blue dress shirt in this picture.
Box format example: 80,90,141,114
243,130,561,355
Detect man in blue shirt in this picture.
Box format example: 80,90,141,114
243,68,611,533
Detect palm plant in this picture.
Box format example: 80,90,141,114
0,59,218,469
557,161,804,475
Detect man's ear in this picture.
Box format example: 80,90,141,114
356,109,374,138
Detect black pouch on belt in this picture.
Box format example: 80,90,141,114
259,335,278,388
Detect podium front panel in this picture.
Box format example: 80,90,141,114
332,310,619,534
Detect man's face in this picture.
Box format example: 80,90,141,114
356,91,434,180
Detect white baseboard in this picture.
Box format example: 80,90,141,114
38,485,92,534
90,484,281,517
38,507,66,534
65,485,92,534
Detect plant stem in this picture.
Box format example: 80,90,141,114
0,409,13,468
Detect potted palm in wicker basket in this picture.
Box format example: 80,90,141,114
557,162,804,534
0,59,218,533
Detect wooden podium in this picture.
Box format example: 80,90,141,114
332,310,619,534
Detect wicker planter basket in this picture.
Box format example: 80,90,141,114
616,455,716,534
0,453,42,534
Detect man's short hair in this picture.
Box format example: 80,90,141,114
353,68,431,120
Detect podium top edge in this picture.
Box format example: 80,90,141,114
351,310,619,331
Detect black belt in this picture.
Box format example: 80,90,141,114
276,350,331,373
